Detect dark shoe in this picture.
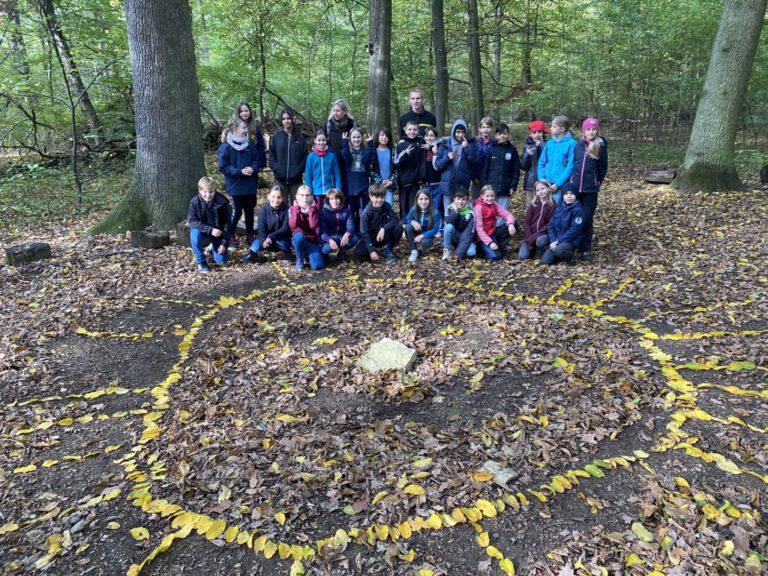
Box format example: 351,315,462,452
580,251,592,261
241,250,258,263
197,262,210,274
279,252,292,262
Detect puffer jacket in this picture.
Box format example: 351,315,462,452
547,200,584,246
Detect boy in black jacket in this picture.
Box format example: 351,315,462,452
442,189,477,260
188,177,231,273
242,185,292,262
355,184,403,262
394,120,426,218
482,123,520,211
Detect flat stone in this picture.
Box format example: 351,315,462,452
130,228,171,249
5,242,51,266
643,168,676,184
479,460,519,489
357,338,417,373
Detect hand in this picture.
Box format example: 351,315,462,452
263,237,272,248
370,251,380,261
376,228,385,243
421,143,430,150
217,245,227,254
342,132,348,140
550,241,558,250
490,242,499,251
414,234,424,243
508,224,516,236
382,179,392,188
411,220,422,232
549,184,558,192
241,167,254,176
340,234,350,247
328,238,339,252
461,139,468,148
432,144,439,154
211,228,222,237
407,145,415,154
448,151,456,160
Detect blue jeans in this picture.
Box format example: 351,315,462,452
443,224,476,257
541,241,575,265
518,234,549,260
384,188,394,207
190,228,228,265
321,234,358,256
292,232,324,269
478,225,512,260
251,237,291,258
427,184,442,215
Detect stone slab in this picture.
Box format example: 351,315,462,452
357,338,417,373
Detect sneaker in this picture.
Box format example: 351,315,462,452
383,248,398,262
580,251,592,261
408,249,419,263
295,259,305,270
197,262,210,274
279,252,292,262
442,248,452,261
241,250,258,263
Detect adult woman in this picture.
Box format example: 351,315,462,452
324,99,357,191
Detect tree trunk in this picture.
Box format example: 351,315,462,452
37,0,103,145
367,0,391,132
521,0,533,86
431,0,448,134
93,0,205,233
673,0,767,192
467,0,484,129
3,1,31,78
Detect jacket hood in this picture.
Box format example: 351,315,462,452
451,119,470,139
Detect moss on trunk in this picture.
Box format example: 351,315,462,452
90,190,149,234
671,163,745,193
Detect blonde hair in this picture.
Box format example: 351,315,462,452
221,118,247,143
197,176,216,192
586,135,603,160
480,184,496,196
296,184,312,197
479,116,495,129
551,115,571,131
533,179,553,204
328,99,355,122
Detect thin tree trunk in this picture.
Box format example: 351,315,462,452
467,0,484,129
673,0,767,192
521,0,533,86
3,1,31,78
367,0,391,132
431,0,448,134
257,32,266,122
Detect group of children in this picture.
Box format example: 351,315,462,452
189,102,608,272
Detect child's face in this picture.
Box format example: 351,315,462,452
351,132,363,147
314,134,327,149
495,130,509,144
378,132,389,146
583,128,598,141
454,195,468,209
329,195,342,209
268,190,284,208
198,188,215,203
370,194,385,208
424,131,436,145
550,123,565,137
535,183,549,200
454,128,465,142
480,123,492,139
296,189,313,208
233,124,247,138
238,107,251,122
281,114,293,130
563,190,576,205
416,193,430,211
481,190,496,204
531,130,544,142
405,124,419,139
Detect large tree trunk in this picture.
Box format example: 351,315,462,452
431,0,448,134
673,0,767,192
37,0,103,145
93,0,205,233
467,0,484,129
367,0,391,131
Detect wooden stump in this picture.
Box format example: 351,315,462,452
759,164,768,185
130,228,171,249
643,165,676,184
6,242,52,266
176,221,191,247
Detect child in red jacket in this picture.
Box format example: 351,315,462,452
289,185,324,270
473,184,517,260
519,179,556,260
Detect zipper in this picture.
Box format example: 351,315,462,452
286,133,290,182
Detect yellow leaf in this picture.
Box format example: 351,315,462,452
631,522,653,543
499,558,516,575
425,513,442,529
472,471,494,482
263,540,277,559
107,522,120,530
205,519,226,540
716,459,742,475
476,499,497,518
103,488,121,501
312,337,337,345
528,490,548,503
372,491,389,505
278,542,292,559
412,457,433,469
0,523,20,535
477,531,490,547
275,512,286,525
400,549,416,562
418,570,434,576
14,464,37,474
290,560,305,575
398,521,412,539
224,526,238,543
404,484,425,496
130,527,150,541
276,414,297,423
253,535,267,552
486,545,503,559
375,524,389,540
625,553,644,567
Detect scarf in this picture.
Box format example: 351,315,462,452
226,132,249,151
313,146,328,157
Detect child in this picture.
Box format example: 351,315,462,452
434,119,477,217
518,180,556,260
482,123,520,210
233,101,267,148
320,188,357,261
569,117,608,261
541,187,584,266
422,127,442,213
405,189,442,262
188,177,231,273
520,120,548,207
473,185,517,261
268,108,308,205
289,185,324,270
472,116,495,197
537,115,576,205
370,127,397,207
395,120,426,219
442,189,477,260
341,127,373,230
218,117,264,246
304,129,342,207
355,184,403,262
242,185,291,262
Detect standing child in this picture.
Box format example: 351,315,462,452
434,119,477,217
442,189,477,260
395,120,426,219
569,117,608,261
518,180,556,260
472,116,496,198
218,117,264,247
269,108,308,205
405,189,442,262
188,177,231,273
341,127,373,230
242,184,291,263
541,187,584,266
482,123,520,211
473,185,517,261
422,127,442,213
520,120,548,207
304,129,342,208
537,115,576,205
370,127,397,207
355,184,403,262
320,188,357,261
289,185,324,270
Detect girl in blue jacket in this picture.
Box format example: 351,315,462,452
570,117,608,261
405,189,442,262
541,187,584,266
304,129,342,208
537,115,576,205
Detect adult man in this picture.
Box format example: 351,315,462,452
398,89,437,139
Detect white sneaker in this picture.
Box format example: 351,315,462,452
408,249,419,263
442,248,452,261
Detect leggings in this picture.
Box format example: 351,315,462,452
229,194,256,238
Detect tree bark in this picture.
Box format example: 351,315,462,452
93,0,205,233
367,0,391,131
431,0,448,134
673,0,767,192
467,0,484,129
3,1,31,78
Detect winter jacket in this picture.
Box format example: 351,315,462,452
523,199,556,248
359,201,401,253
520,136,546,191
217,141,265,196
325,117,357,172
289,204,321,243
570,137,608,194
398,108,437,139
547,200,584,246
405,206,442,239
482,141,520,197
537,133,576,189
472,137,495,181
371,145,397,186
319,205,355,241
188,192,231,244
341,141,374,196
395,136,426,186
269,129,308,184
304,150,342,196
433,120,477,194
473,198,516,245
444,205,476,258
256,203,290,242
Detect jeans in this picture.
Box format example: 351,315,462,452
251,237,291,258
427,184,442,216
230,194,257,238
321,234,359,256
405,224,434,252
478,225,511,260
190,228,228,265
443,181,468,216
443,224,476,257
292,232,325,269
541,241,575,265
384,188,394,207
518,234,549,260
552,189,564,205
578,192,598,251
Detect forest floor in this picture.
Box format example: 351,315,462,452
0,156,767,576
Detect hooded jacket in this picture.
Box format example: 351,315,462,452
395,135,426,186
570,137,608,194
523,199,556,248
188,192,231,243
433,120,477,194
547,200,584,246
269,129,308,184
482,141,520,196
473,198,516,245
319,204,356,241
256,203,290,242
520,136,547,191
289,204,321,243
217,141,265,196
304,150,342,196
444,204,476,258
537,132,576,189
341,140,374,196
